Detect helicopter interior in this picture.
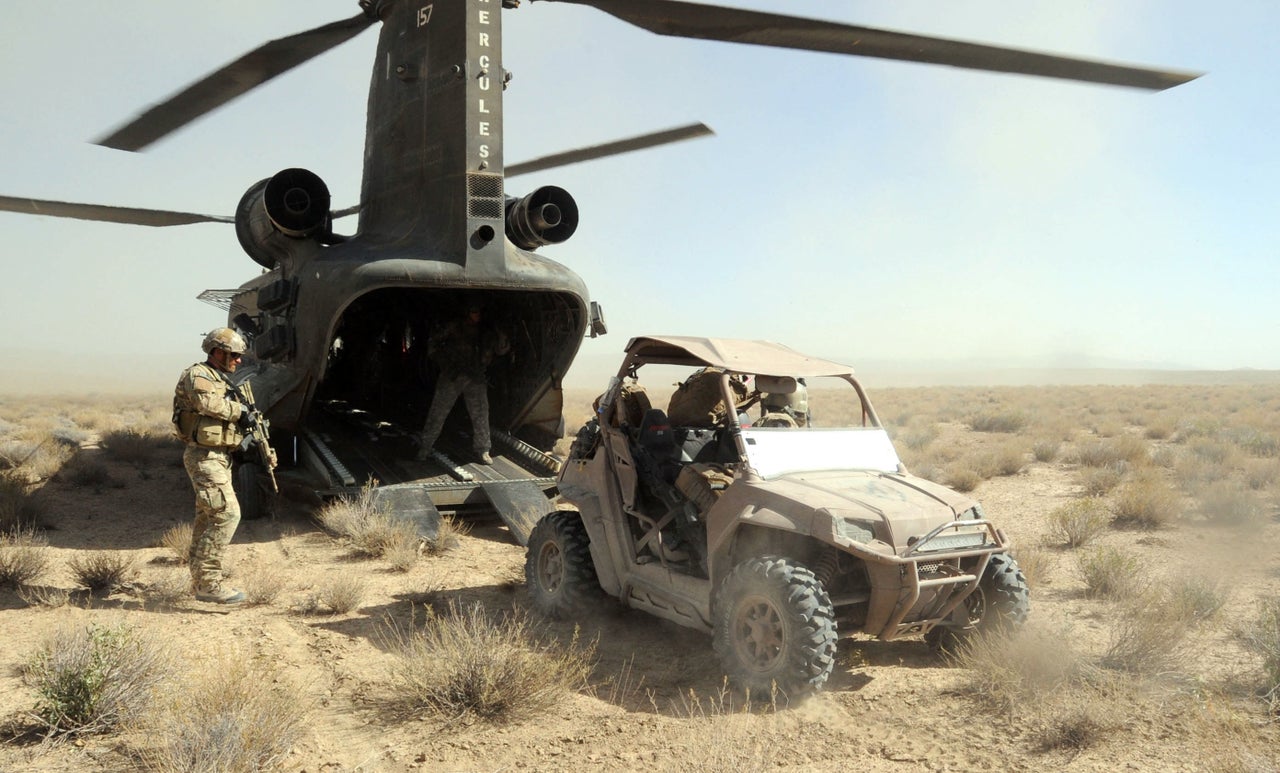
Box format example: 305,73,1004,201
315,287,583,449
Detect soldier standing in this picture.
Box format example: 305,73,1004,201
415,303,510,464
172,327,274,604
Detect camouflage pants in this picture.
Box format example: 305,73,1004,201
418,373,490,454
183,445,241,592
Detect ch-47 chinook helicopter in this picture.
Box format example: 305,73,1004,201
0,0,1198,541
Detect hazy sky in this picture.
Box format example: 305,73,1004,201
1,1,1276,393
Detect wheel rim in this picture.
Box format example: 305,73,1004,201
731,593,785,672
537,541,565,593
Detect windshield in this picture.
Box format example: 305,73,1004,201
740,427,901,478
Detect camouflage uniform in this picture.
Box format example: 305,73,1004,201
417,315,510,460
173,361,246,596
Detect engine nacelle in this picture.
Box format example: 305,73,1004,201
235,168,331,270
505,186,578,250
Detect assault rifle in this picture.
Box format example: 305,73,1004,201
221,376,278,494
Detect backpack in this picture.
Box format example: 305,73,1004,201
667,368,749,427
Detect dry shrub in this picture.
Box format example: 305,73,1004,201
240,560,289,606
424,513,470,556
1226,427,1280,458
1077,547,1143,601
967,411,1028,434
0,527,50,587
1167,572,1229,625
945,466,982,493
977,442,1026,477
1243,458,1280,491
160,523,192,564
952,625,1094,713
1189,438,1236,466
61,455,116,488
24,621,172,738
1033,703,1121,754
1101,590,1191,674
0,472,46,530
317,481,420,559
143,569,191,606
1238,598,1280,710
100,427,161,465
5,434,76,481
382,601,594,723
899,425,938,452
68,551,137,594
1078,463,1126,496
1196,481,1263,525
1012,543,1052,588
302,575,365,615
1112,470,1183,529
1048,498,1109,548
18,584,70,608
1143,419,1175,441
1031,439,1060,463
1074,435,1149,468
141,655,308,773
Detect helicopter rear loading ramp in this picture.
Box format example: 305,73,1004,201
299,401,562,545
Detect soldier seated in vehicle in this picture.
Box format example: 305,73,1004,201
753,377,810,428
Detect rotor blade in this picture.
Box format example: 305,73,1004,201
548,0,1200,91
0,196,233,227
96,12,375,152
506,122,715,177
331,204,361,220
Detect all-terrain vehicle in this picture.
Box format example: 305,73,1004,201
525,336,1029,698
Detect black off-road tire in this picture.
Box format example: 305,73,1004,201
977,553,1030,631
713,556,837,700
525,511,601,620
233,461,270,520
928,553,1030,656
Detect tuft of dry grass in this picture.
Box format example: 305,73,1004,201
382,601,595,723
1011,543,1053,588
0,472,46,531
944,466,982,493
1078,463,1126,496
1167,572,1229,626
1073,435,1150,468
24,621,173,738
240,560,289,607
967,411,1028,434
99,427,179,466
67,551,137,594
1237,598,1280,710
142,569,191,606
141,654,308,773
1195,481,1263,525
1112,470,1183,529
317,481,423,560
1101,589,1191,674
301,575,366,615
159,523,192,565
0,527,50,588
18,584,70,608
1031,439,1061,463
951,625,1095,713
1077,547,1143,601
1048,499,1110,548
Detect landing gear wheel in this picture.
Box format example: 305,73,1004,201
713,556,837,700
232,461,272,521
525,511,601,619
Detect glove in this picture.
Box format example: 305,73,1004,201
236,409,255,432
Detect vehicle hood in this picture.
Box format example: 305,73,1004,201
751,470,980,552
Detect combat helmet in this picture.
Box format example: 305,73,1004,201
201,327,248,355
762,381,809,423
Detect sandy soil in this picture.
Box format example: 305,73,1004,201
2,411,1279,772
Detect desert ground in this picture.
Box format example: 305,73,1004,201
2,381,1280,772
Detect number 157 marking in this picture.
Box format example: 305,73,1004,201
417,5,433,27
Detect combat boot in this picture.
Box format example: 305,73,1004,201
477,451,493,465
196,585,246,605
